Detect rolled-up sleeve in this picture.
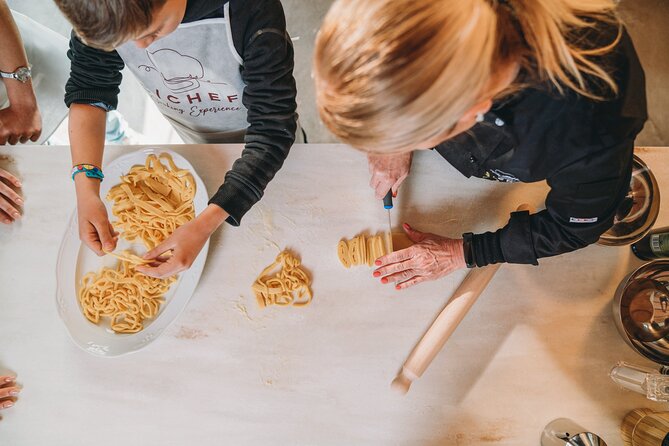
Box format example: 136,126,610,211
64,31,124,109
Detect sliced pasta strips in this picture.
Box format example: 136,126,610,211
107,153,196,250
78,252,176,334
105,250,151,265
253,251,313,309
78,153,196,334
337,232,390,268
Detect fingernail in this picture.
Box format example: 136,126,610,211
375,260,382,266
9,390,19,396
15,181,22,187
12,212,20,218
395,285,401,290
373,271,380,277
5,376,15,382
16,198,23,205
3,401,14,408
403,223,410,230
392,192,397,198
3,219,10,224
381,278,388,284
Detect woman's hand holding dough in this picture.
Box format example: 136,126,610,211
374,223,466,289
0,375,20,410
0,168,22,224
368,151,412,199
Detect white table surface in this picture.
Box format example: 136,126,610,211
0,144,667,446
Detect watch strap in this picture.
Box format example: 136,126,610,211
462,232,476,268
0,66,31,82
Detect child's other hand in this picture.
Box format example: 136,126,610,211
137,219,209,279
0,168,23,224
137,204,228,279
76,192,118,256
0,375,20,410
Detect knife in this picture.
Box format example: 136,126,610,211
383,190,394,252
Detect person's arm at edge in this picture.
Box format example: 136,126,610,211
0,0,40,144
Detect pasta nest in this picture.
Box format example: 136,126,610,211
253,251,313,308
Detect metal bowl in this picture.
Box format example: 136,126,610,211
598,155,660,246
613,260,669,365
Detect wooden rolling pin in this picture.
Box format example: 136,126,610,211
391,204,530,394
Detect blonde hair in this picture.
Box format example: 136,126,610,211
314,0,621,153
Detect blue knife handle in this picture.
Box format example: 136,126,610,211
383,190,393,209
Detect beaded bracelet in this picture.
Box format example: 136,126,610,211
71,164,104,181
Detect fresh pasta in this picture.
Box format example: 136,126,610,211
78,153,195,334
337,232,390,268
105,250,151,265
253,251,313,308
78,252,177,333
107,153,196,250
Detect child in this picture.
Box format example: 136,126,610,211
55,0,299,277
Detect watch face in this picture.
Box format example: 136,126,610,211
15,67,31,83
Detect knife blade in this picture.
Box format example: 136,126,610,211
383,190,394,252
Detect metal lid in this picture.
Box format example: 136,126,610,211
598,155,660,246
566,432,608,446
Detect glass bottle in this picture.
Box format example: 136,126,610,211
631,227,669,260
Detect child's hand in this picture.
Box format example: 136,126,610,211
0,375,20,410
76,191,118,256
0,168,23,224
137,219,210,279
137,204,228,279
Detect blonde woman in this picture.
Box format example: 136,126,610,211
315,0,647,289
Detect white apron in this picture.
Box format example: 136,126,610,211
116,2,249,144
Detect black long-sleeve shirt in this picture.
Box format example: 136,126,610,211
435,26,647,266
64,0,298,226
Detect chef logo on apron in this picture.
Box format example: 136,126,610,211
139,48,230,94
138,47,242,119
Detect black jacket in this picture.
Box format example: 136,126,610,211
64,0,298,226
435,27,647,266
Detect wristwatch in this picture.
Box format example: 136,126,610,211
0,66,32,83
